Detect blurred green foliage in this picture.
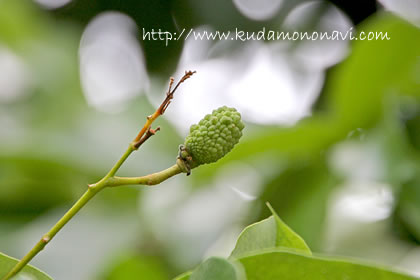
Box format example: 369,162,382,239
101,254,169,280
0,156,92,216
0,0,419,279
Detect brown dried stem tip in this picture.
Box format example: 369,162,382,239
160,70,196,114
132,70,196,147
133,126,160,149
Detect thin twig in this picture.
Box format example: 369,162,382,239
133,70,196,143
133,126,160,149
0,71,196,280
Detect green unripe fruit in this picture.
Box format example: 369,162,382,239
183,106,244,167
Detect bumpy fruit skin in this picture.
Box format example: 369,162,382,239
184,106,244,167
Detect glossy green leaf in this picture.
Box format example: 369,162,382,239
231,203,311,258
238,250,419,280
190,257,241,280
0,252,52,280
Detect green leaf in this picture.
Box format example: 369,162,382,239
0,252,52,280
190,257,242,280
230,203,311,258
239,250,419,280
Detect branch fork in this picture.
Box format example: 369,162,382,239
1,71,196,280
